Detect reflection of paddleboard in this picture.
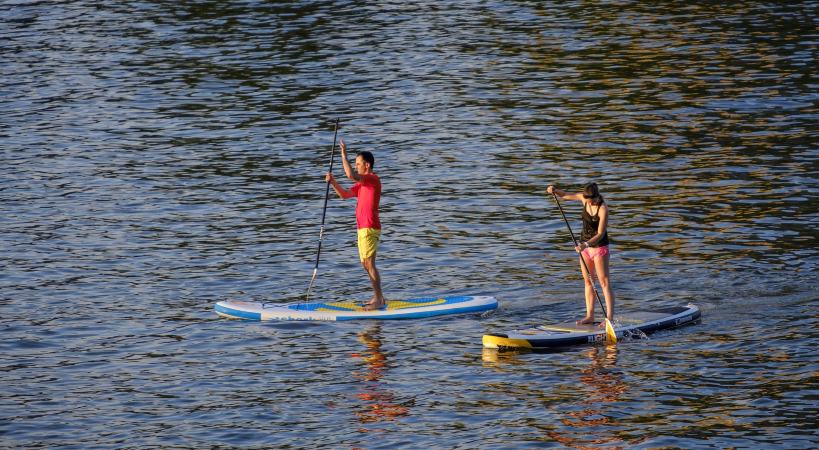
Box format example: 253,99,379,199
483,304,700,349
215,295,498,321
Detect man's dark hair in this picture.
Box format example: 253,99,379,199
357,151,375,168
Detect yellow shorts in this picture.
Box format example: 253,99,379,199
357,228,380,261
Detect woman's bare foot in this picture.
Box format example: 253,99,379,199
576,316,595,325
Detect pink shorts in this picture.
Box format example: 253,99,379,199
581,245,610,260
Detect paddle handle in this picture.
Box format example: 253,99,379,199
317,117,341,237
551,192,608,319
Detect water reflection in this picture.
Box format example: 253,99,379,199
483,345,632,449
546,345,629,449
351,324,410,429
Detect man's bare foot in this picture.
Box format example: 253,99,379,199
576,316,595,325
363,301,385,311
360,296,378,306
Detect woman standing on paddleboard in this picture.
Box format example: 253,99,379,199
547,183,615,326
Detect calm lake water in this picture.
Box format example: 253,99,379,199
2,1,817,448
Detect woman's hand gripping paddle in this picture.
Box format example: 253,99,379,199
551,192,617,344
306,118,340,302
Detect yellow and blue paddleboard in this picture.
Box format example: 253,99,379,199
215,295,498,321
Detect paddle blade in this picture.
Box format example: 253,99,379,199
605,319,618,344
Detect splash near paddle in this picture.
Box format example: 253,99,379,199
215,295,498,321
482,304,700,350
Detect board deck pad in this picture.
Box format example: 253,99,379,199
483,305,700,349
215,295,498,321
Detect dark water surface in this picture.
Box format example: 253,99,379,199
2,1,817,448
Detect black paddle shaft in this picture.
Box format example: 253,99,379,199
551,192,608,318
313,118,341,271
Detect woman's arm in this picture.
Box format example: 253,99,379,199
547,185,583,201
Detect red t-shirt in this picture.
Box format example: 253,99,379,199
350,173,381,230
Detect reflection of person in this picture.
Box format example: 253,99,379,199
579,345,624,403
325,139,385,310
547,345,628,447
356,325,387,382
547,183,615,326
353,325,409,424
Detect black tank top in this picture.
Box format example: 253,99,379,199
581,202,609,247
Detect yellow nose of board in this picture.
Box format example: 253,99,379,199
482,334,533,349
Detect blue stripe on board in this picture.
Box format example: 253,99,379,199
332,301,495,321
289,303,356,312
287,295,475,312
215,303,262,320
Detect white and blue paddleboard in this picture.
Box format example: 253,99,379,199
215,295,498,321
483,304,700,349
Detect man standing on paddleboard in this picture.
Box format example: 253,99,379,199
326,140,385,310
547,183,615,327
